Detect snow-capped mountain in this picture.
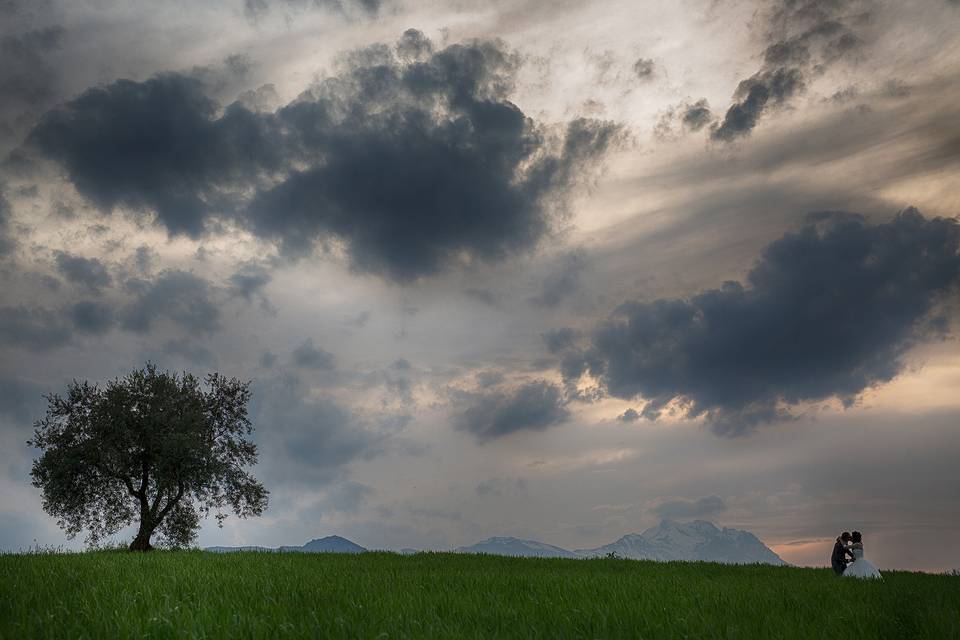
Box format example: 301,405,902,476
206,535,367,554
575,520,786,565
455,536,577,558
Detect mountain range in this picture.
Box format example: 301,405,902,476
206,535,365,554
205,520,786,565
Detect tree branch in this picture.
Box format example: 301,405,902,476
155,481,185,524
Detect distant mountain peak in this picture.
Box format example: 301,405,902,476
455,536,576,558
576,520,785,565
206,535,366,554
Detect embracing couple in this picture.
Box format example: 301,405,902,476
831,531,882,579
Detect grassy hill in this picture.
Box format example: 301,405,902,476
2,550,957,639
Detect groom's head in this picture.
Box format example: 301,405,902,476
841,532,851,542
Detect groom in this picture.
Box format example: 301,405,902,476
831,531,854,575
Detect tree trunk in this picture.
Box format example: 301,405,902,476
129,521,154,551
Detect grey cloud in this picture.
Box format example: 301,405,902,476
476,477,527,497
681,99,713,132
292,338,335,370
617,408,639,423
121,269,220,334
53,251,111,292
633,58,655,80
132,245,155,274
651,495,726,519
323,480,374,513
0,306,70,350
396,27,433,61
563,209,960,434
187,54,254,101
28,73,284,237
0,186,13,256
249,37,620,282
541,327,579,354
345,310,371,327
252,374,401,486
69,300,114,334
711,67,804,141
883,79,911,99
259,350,278,368
531,251,587,307
228,262,272,310
160,338,217,367
243,0,381,21
0,26,65,140
28,32,621,282
2,269,222,350
463,288,499,307
0,375,46,422
454,380,569,443
712,1,869,141
474,370,505,388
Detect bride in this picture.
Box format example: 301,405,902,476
843,531,882,579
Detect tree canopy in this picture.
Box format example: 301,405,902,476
29,363,268,551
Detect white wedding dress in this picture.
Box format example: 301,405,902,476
843,544,882,579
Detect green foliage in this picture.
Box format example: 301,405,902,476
29,363,268,551
1,552,957,639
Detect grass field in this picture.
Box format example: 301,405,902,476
2,551,958,639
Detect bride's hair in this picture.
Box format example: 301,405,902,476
851,531,862,543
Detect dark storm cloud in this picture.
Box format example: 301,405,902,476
681,99,712,132
561,209,960,435
69,300,114,334
28,74,284,237
28,31,621,281
249,36,620,281
132,245,155,274
121,270,220,334
0,26,65,133
541,327,580,354
292,338,336,370
0,375,45,423
0,306,70,350
53,251,111,292
651,495,726,519
0,186,13,256
711,0,869,141
453,380,569,443
711,67,804,141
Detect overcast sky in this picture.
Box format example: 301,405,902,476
1,0,959,571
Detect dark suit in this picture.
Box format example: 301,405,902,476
831,539,853,574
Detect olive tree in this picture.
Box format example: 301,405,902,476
29,363,268,551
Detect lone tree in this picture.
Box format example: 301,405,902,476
29,363,268,551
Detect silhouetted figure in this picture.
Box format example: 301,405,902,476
831,531,854,575
843,531,882,579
